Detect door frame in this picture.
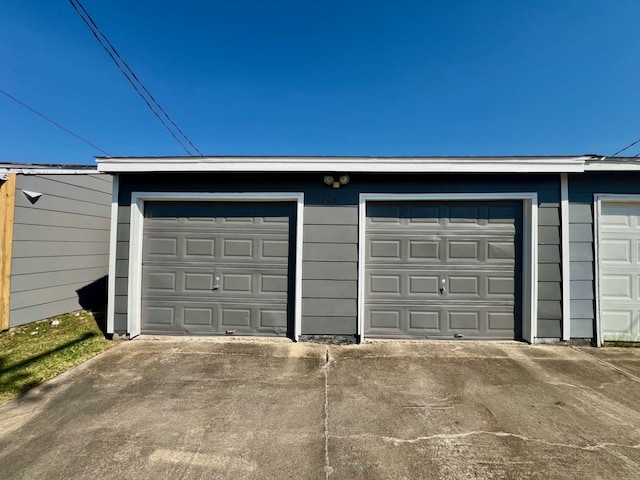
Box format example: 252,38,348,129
358,193,539,342
593,194,640,346
128,192,304,339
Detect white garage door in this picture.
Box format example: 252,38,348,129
599,201,640,342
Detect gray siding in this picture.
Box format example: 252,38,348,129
567,172,640,339
9,174,112,327
302,205,358,334
115,173,562,340
538,201,562,338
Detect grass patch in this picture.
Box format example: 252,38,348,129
0,310,112,403
603,341,640,348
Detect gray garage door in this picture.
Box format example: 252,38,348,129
141,201,294,336
365,201,521,339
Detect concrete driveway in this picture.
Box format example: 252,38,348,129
0,339,639,479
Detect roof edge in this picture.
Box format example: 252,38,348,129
96,155,593,174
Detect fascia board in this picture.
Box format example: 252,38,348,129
584,162,640,171
96,156,588,174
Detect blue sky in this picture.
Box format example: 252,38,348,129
1,0,639,165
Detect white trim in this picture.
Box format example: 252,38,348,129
127,192,304,340
560,173,571,341
593,194,640,346
97,156,589,174
358,193,538,343
585,161,640,171
106,175,119,334
0,168,100,175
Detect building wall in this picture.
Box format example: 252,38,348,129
115,172,562,339
567,172,640,339
9,174,112,327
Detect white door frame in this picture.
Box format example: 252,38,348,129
358,193,539,343
593,194,640,346
128,192,304,339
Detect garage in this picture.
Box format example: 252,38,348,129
597,200,640,342
140,201,296,336
363,200,522,339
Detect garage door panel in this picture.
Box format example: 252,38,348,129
146,306,176,326
448,276,479,295
365,304,515,338
448,241,479,260
600,201,640,341
365,200,520,339
488,241,515,260
141,201,293,336
142,299,288,335
409,240,439,259
601,275,633,299
409,275,439,295
370,240,401,259
366,268,515,301
600,239,631,263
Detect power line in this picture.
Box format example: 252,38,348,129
69,0,203,156
611,138,640,157
0,88,111,156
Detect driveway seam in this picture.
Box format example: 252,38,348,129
323,347,333,479
571,347,640,383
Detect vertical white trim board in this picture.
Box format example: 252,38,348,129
106,174,119,335
127,192,305,340
593,194,640,346
560,174,571,341
358,193,538,343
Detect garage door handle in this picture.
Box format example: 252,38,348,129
212,277,221,291
440,278,446,295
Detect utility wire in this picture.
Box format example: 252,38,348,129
73,0,204,157
611,138,640,157
69,0,203,156
0,88,111,156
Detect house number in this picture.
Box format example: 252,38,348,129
319,196,338,205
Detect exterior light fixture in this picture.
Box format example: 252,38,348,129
324,174,350,189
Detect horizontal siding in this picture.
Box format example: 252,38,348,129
12,241,109,258
538,195,562,338
302,204,358,334
13,207,109,230
567,172,640,338
302,280,357,299
303,225,357,243
302,298,357,317
11,267,108,292
12,224,109,242
11,281,100,310
15,190,110,217
303,243,356,261
14,174,111,202
13,255,109,275
302,261,358,280
9,174,112,327
114,172,564,338
10,298,85,327
301,316,357,335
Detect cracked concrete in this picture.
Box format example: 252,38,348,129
1,340,639,479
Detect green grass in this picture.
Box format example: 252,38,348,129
602,341,640,348
0,311,112,403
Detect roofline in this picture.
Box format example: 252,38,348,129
0,163,99,175
584,158,640,171
96,155,598,174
